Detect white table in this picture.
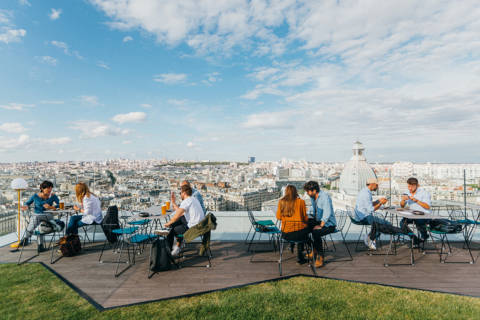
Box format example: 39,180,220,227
386,208,444,220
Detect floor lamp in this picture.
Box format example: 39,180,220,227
10,178,28,249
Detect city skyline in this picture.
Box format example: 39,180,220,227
1,1,480,163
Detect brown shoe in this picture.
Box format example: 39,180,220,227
315,256,324,268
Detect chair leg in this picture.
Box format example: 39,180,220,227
340,231,353,261
245,225,253,244
247,230,257,252
278,238,284,276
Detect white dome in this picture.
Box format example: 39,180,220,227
339,141,377,196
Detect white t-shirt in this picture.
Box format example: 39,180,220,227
81,194,103,225
180,196,205,228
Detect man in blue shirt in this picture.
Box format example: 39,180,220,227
304,181,336,268
354,178,403,250
400,177,432,243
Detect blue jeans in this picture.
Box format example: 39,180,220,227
66,215,87,235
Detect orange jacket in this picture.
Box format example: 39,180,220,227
276,198,308,233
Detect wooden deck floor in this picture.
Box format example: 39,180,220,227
1,239,480,309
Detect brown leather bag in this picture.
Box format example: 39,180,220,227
58,235,82,256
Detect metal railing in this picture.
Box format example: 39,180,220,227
0,212,17,236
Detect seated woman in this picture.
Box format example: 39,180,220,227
20,180,64,247
276,185,309,264
67,182,103,236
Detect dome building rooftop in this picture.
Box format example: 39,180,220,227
339,141,377,196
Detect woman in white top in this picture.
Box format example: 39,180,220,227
66,182,103,235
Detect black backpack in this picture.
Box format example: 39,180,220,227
101,206,120,244
429,219,462,233
149,238,172,272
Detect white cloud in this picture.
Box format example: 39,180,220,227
88,0,295,56
140,103,152,108
51,40,83,59
112,112,147,124
0,134,29,151
123,36,133,42
40,100,64,105
0,122,27,133
45,137,71,145
71,121,130,139
97,61,110,69
51,40,68,53
0,102,34,111
36,55,57,66
202,72,222,85
49,8,62,20
0,28,26,44
122,140,132,144
18,0,31,6
80,95,101,106
153,73,187,84
242,111,297,129
186,141,194,148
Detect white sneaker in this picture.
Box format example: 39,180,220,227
364,235,377,250
171,243,181,257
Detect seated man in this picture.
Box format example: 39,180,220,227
181,180,206,214
400,177,432,244
165,184,205,256
355,178,403,250
304,181,336,268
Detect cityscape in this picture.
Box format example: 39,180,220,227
2,141,479,235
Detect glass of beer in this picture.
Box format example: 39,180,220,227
161,205,167,215
59,202,65,210
166,201,170,210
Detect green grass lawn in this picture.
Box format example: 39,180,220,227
1,263,480,320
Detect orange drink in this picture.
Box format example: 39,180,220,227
166,201,170,210
59,202,65,210
162,205,167,215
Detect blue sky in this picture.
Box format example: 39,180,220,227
1,0,479,163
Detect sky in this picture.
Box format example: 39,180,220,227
0,0,479,163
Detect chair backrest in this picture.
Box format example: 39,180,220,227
449,208,466,221
335,209,347,231
345,208,358,222
247,211,257,226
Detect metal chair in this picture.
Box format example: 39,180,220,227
244,213,276,244
345,209,370,252
17,211,65,265
320,210,353,262
429,210,475,264
247,211,280,253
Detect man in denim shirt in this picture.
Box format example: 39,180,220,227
354,178,404,250
304,181,336,267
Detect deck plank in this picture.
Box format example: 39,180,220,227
1,240,480,308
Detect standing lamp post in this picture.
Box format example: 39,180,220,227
10,178,28,249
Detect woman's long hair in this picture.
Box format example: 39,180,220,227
279,185,298,217
75,182,93,203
